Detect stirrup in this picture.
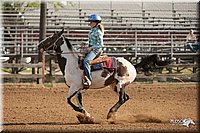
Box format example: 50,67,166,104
83,76,91,86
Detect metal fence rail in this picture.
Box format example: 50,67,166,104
1,1,199,83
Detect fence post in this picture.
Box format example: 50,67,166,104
170,33,174,58
135,29,138,58
168,33,174,74
21,33,24,63
37,1,47,84
49,58,55,83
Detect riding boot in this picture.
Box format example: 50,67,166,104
83,50,97,87
83,59,92,86
83,75,91,86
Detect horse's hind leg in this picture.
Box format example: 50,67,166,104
107,83,129,119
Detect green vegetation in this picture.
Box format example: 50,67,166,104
162,67,195,74
1,68,12,73
1,68,32,73
2,1,40,14
43,82,53,88
2,0,64,14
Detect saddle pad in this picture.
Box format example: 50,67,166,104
102,57,117,69
91,56,117,71
91,63,102,71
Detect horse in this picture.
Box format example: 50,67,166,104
134,54,173,76
38,29,171,123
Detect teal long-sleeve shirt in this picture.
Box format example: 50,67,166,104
87,27,104,50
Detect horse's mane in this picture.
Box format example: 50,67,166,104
63,36,81,57
64,37,73,50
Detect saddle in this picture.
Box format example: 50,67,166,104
78,51,118,89
78,54,117,89
78,55,117,72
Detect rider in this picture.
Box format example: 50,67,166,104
186,29,199,52
83,14,104,86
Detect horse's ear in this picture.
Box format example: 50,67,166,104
61,28,64,34
54,30,58,35
58,28,64,36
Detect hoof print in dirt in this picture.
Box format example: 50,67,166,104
77,114,95,124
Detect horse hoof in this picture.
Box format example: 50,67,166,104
107,113,112,119
76,114,95,124
107,112,116,120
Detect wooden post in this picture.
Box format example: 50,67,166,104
32,57,36,75
193,57,197,73
21,33,24,63
135,29,138,58
37,1,47,84
167,33,173,74
170,33,174,58
49,58,55,83
176,58,181,73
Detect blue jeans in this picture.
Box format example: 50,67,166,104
83,49,101,81
186,42,200,52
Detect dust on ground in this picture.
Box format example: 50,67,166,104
2,82,199,132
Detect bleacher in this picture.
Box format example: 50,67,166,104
1,1,199,82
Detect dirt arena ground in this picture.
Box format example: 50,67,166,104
2,82,199,132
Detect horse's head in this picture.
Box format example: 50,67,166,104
38,28,64,52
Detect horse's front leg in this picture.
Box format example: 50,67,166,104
67,90,83,113
75,92,91,117
68,87,94,124
66,86,90,117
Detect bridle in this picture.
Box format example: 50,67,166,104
40,35,82,56
42,35,60,51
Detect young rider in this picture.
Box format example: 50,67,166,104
83,14,104,86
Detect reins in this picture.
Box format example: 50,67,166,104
44,36,84,57
46,51,82,56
